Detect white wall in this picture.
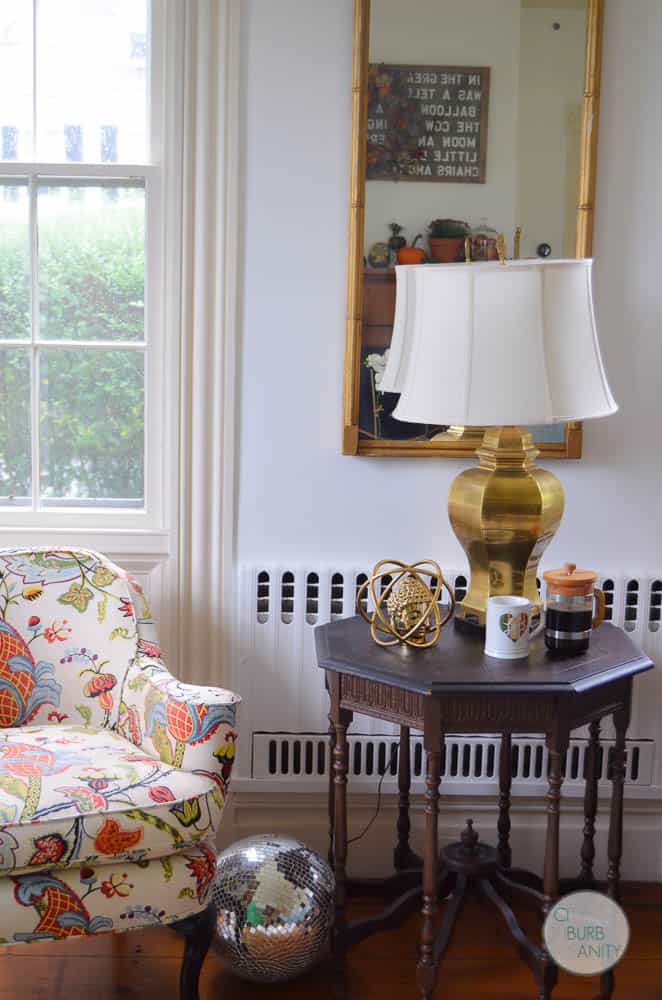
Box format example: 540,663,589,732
237,0,662,577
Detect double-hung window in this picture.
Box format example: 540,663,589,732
0,0,161,522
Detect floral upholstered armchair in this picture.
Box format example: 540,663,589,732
0,547,239,998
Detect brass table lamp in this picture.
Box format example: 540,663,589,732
379,259,617,628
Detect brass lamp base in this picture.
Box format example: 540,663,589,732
447,426,565,628
431,425,486,447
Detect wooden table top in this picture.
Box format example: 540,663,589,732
314,616,653,697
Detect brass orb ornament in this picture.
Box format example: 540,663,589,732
356,559,454,648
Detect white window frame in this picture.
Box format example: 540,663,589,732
0,0,241,683
0,0,167,533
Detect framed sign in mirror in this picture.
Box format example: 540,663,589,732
342,0,604,459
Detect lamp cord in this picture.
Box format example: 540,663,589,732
347,742,400,846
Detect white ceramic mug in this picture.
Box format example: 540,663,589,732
485,596,543,659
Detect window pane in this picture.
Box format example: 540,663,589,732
38,183,145,342
37,0,148,163
0,179,30,340
39,349,144,506
0,348,31,505
0,2,34,160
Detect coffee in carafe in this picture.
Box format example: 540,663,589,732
542,563,605,656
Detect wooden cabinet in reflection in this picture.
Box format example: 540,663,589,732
362,268,395,349
359,268,442,441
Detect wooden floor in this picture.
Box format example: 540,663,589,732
3,884,662,999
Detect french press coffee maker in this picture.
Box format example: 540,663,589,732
542,563,606,656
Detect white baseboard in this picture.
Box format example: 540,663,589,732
220,790,662,883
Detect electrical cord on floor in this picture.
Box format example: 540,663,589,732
347,741,400,846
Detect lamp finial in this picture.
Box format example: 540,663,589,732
514,226,522,260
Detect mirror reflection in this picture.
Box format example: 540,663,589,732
360,0,588,445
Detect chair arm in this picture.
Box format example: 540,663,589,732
118,657,240,795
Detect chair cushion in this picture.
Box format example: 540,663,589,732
0,725,225,876
3,843,216,944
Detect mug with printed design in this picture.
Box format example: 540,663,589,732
485,595,542,660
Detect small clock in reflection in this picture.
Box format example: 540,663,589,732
537,242,552,258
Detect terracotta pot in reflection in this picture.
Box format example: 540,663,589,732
428,237,464,263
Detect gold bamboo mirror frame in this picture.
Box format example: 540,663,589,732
342,0,604,459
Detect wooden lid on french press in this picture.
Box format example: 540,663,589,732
543,562,598,596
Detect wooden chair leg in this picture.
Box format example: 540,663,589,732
174,906,216,1000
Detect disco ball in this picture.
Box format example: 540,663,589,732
212,833,335,983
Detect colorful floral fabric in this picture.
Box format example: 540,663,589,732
0,841,217,944
0,548,240,788
0,547,156,730
0,547,240,947
120,657,239,786
0,725,226,875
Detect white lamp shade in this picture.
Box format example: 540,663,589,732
379,259,617,426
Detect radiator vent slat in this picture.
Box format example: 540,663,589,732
330,572,344,620
281,571,295,624
602,578,615,622
624,579,639,633
649,580,662,632
305,572,319,625
256,570,270,623
355,573,368,615
252,733,654,788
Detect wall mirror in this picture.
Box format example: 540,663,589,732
343,0,604,458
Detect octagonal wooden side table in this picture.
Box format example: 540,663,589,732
314,616,653,1000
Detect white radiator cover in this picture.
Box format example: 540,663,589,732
233,565,662,796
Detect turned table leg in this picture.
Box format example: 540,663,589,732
417,703,442,1000
332,708,352,938
538,731,568,1000
394,725,417,871
580,719,601,884
498,732,512,869
395,724,411,870
327,715,336,868
600,702,630,999
327,671,353,946
606,707,628,902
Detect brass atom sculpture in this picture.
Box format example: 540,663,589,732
356,559,455,648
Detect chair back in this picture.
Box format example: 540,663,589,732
0,548,153,729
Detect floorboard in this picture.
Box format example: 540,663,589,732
0,883,660,998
